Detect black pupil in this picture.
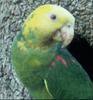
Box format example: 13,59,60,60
51,14,56,20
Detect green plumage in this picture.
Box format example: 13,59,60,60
12,33,56,99
45,48,93,99
12,33,93,99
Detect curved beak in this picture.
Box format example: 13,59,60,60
53,23,74,48
61,24,74,48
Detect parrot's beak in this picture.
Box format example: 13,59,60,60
52,24,74,48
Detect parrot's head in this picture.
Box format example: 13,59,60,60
23,4,75,48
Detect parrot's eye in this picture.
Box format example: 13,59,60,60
50,14,57,20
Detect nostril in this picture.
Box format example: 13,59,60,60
67,25,71,28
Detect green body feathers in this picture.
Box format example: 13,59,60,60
12,33,57,99
12,33,93,99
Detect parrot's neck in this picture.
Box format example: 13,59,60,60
22,31,60,51
16,33,62,68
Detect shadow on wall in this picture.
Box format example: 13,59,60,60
67,35,93,81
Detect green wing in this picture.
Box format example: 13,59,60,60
11,33,54,99
45,48,93,99
12,33,93,99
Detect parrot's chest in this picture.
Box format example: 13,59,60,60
30,49,56,67
12,39,59,80
15,45,57,68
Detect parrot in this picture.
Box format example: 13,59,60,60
11,4,93,99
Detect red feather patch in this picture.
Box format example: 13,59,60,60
50,55,67,68
56,55,67,66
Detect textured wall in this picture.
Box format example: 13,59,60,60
1,0,93,99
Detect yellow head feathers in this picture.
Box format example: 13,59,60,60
22,4,75,47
